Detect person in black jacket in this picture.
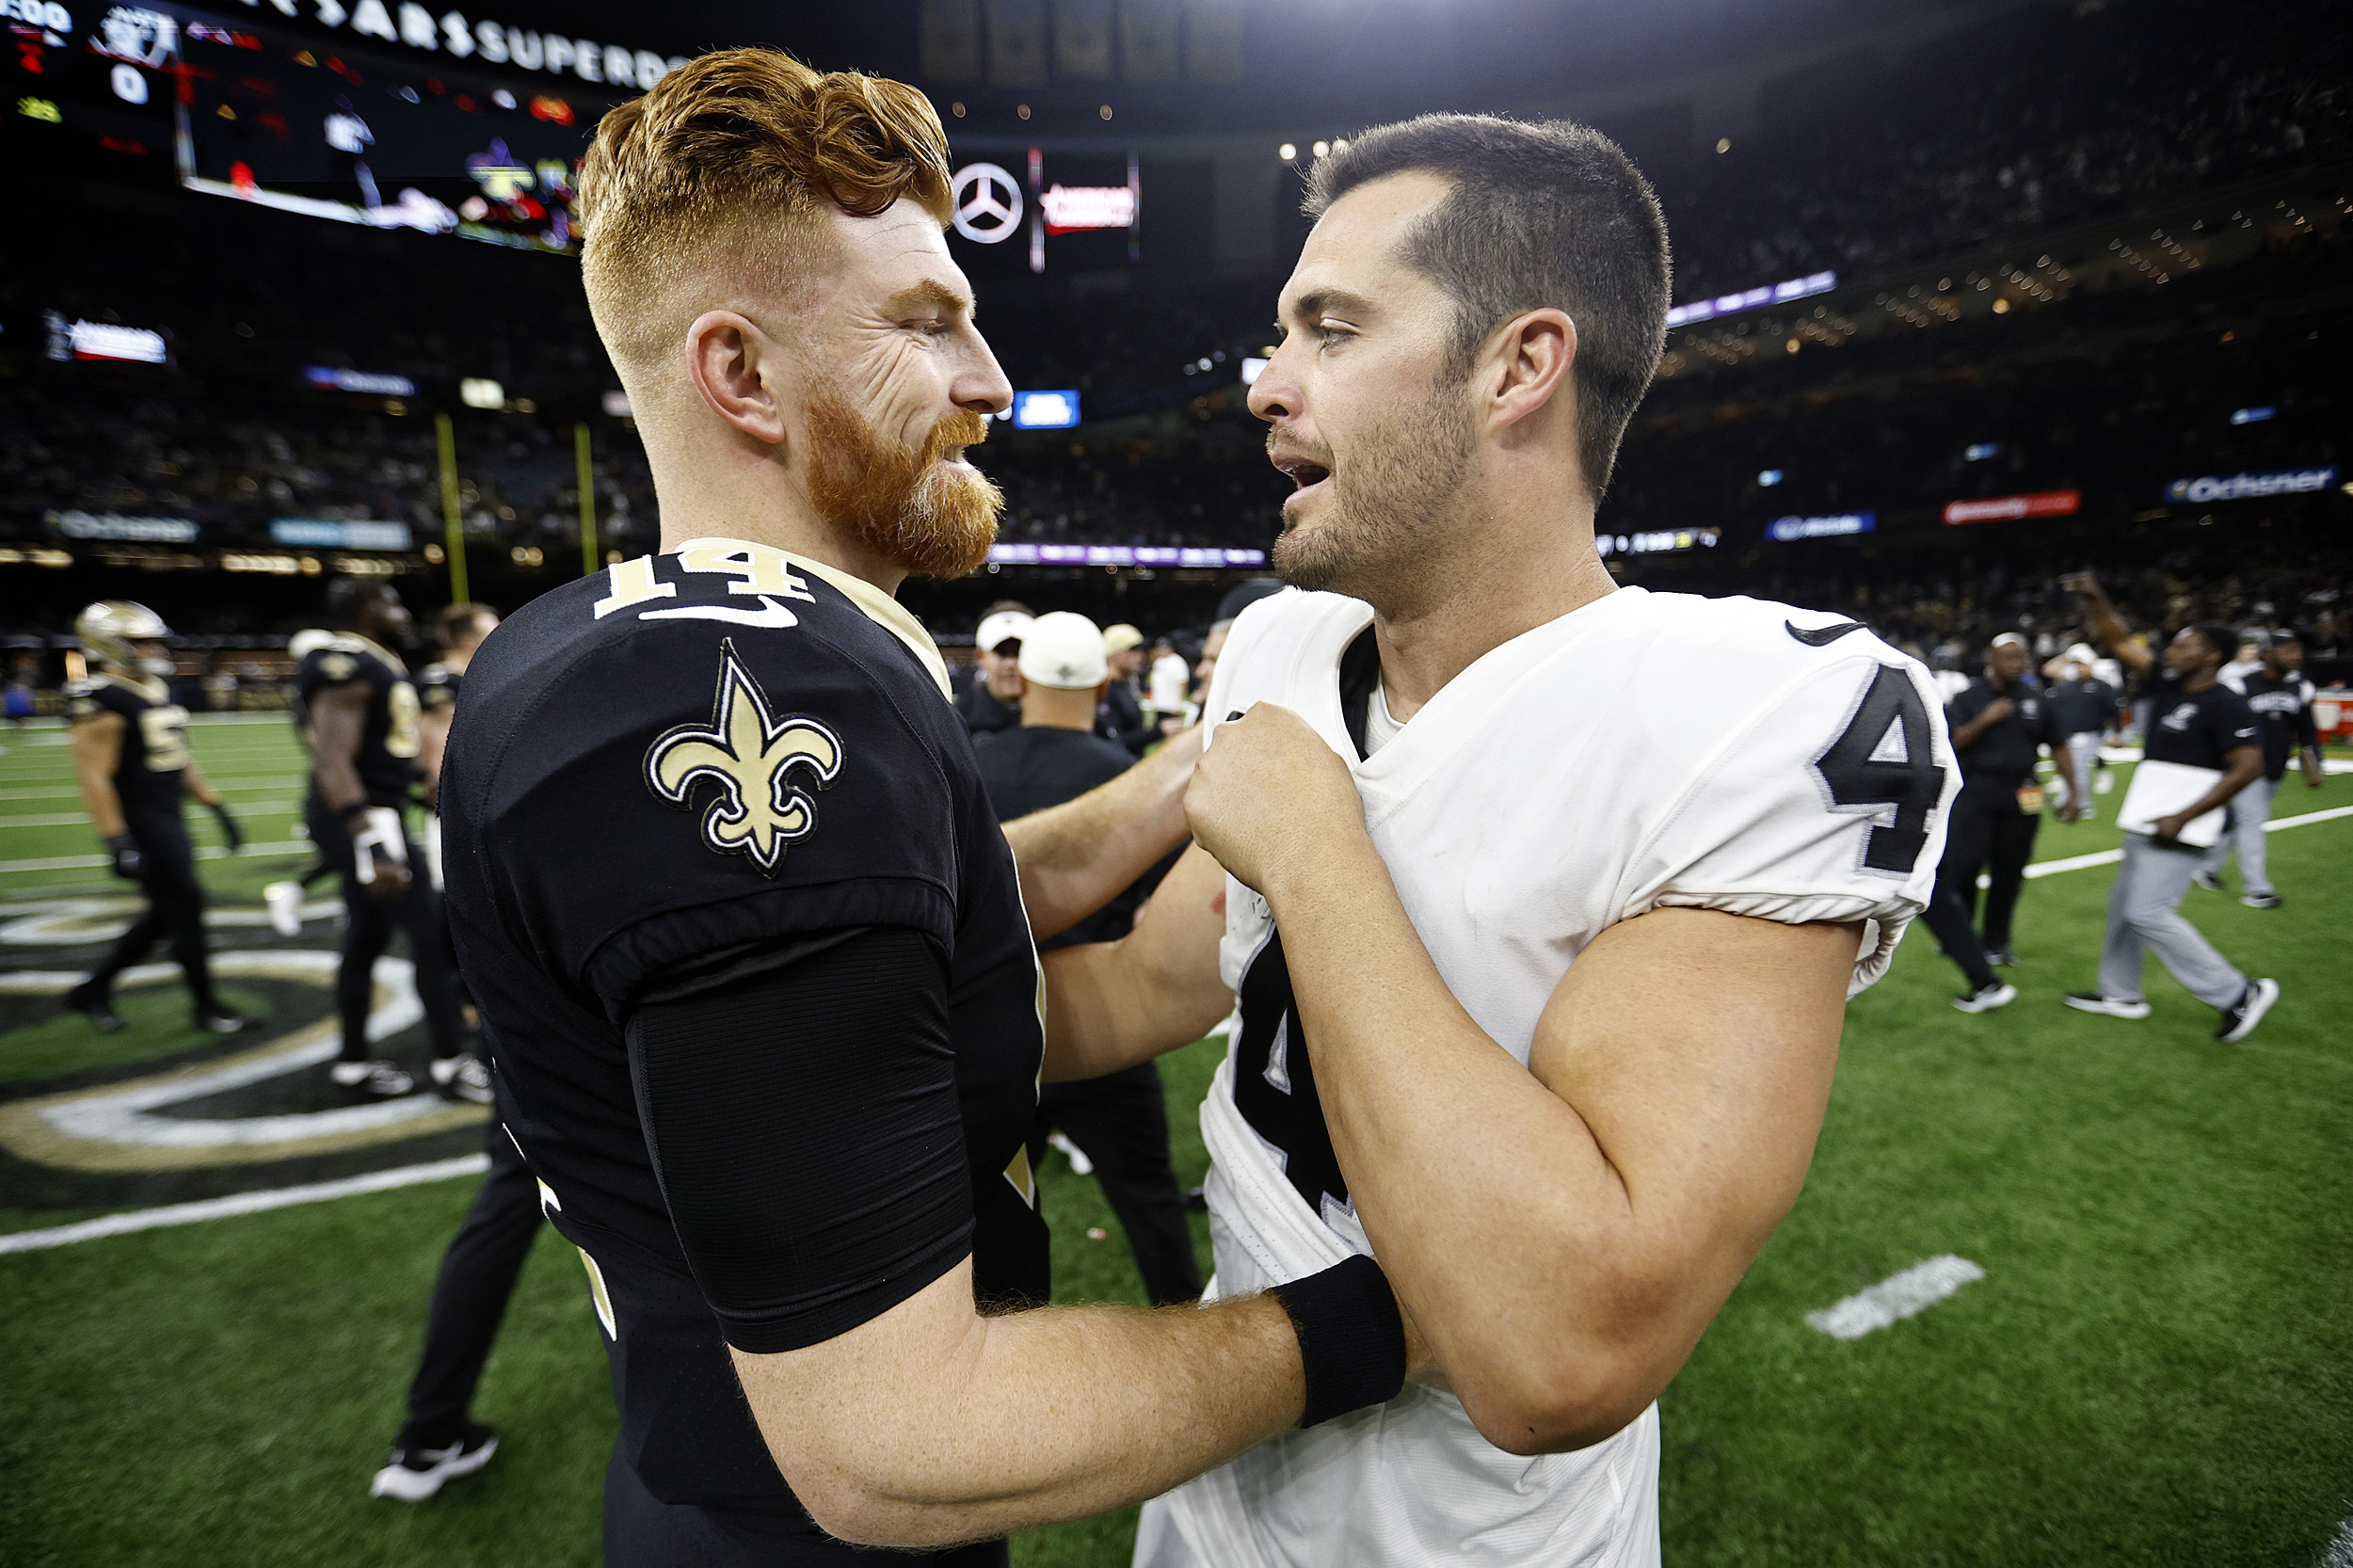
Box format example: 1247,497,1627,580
1096,622,1159,756
1928,634,2085,977
957,603,1031,736
975,612,1202,1307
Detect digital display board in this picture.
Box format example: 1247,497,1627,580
5,3,657,253
1768,511,1875,541
1012,390,1080,428
947,147,1141,276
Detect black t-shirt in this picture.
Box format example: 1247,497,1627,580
1946,679,2065,792
973,725,1137,950
2138,672,2261,772
2230,670,2318,780
1096,679,1154,755
957,680,1020,736
441,544,1046,1518
2045,677,2120,740
63,673,186,824
293,634,422,807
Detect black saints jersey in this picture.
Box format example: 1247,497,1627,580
291,633,422,807
440,538,1047,1516
64,673,189,823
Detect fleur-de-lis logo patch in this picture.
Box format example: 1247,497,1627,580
644,639,842,874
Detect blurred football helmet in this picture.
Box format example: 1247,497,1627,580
74,600,174,676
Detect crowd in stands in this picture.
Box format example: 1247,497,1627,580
1657,0,2349,301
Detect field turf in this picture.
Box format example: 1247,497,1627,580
1,715,2347,1566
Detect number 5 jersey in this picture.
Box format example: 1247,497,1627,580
1156,584,1957,1568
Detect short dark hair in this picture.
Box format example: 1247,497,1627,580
2186,623,2239,662
1305,114,1672,501
322,577,396,630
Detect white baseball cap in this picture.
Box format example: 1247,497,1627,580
975,610,1033,655
1018,612,1109,690
1102,623,1145,656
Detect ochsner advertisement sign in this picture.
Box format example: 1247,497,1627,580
1767,512,1875,541
2165,467,2337,504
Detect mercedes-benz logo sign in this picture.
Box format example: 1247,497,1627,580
952,164,1024,245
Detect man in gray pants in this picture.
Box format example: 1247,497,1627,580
2194,630,2325,908
2058,574,2280,1042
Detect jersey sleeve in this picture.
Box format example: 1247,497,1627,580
2203,691,2262,758
628,926,972,1353
1617,652,1958,994
470,621,964,1020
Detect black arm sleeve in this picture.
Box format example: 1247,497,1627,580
624,925,975,1354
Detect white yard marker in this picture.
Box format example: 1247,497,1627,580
2021,803,2353,882
0,1154,489,1256
2319,1517,2353,1568
1806,1255,1985,1339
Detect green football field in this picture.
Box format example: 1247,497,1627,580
1,715,2347,1567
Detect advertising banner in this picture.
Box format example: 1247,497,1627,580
45,509,199,542
271,519,414,550
2164,467,2337,504
1768,512,1876,541
1942,488,2081,525
985,544,1265,567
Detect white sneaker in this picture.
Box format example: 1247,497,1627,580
330,1059,415,1097
371,1425,498,1501
2064,992,2153,1020
2217,979,2280,1043
1952,981,2017,1014
429,1051,493,1105
1047,1130,1094,1176
263,880,305,937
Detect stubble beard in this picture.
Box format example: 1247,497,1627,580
1270,381,1476,602
806,388,1003,580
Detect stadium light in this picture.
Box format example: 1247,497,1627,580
1241,358,1269,386
1312,140,1328,157
459,377,504,409
1278,142,1296,161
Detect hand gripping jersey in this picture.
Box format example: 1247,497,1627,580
291,632,423,807
1154,586,1956,1568
439,538,1047,1519
63,671,189,825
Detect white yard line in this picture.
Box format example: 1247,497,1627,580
2318,1517,2353,1568
2023,803,2353,881
0,804,296,829
0,1154,490,1255
0,840,311,874
1807,1256,1986,1339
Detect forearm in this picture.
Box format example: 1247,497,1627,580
1041,938,1228,1081
1003,724,1202,940
2183,755,2265,820
740,1275,1302,1548
182,761,220,809
74,769,127,839
1040,841,1232,1081
1259,841,1662,1449
312,756,365,813
1948,713,1995,750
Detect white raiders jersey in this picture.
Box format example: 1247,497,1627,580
1142,584,1957,1568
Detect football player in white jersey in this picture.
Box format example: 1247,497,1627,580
1036,114,1959,1567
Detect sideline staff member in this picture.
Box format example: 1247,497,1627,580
1933,633,2084,970
2197,630,2324,907
2059,574,2278,1040
974,612,1202,1307
958,603,1030,735
2044,645,2119,818
441,51,1414,1565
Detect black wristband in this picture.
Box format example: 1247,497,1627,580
1271,1254,1407,1428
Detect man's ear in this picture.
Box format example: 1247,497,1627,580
1486,308,1577,432
684,311,788,446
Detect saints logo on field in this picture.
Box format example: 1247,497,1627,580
645,639,842,874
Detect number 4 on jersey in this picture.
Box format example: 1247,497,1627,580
1813,664,1946,874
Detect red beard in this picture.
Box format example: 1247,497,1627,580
806,391,1002,579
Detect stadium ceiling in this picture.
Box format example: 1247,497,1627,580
370,0,2034,139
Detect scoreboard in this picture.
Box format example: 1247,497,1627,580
7,1,649,253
